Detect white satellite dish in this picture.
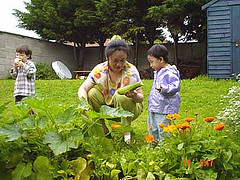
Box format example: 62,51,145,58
52,61,72,79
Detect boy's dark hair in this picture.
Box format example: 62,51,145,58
147,44,169,63
16,45,32,59
105,39,130,59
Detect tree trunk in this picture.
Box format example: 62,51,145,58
76,43,86,70
202,39,207,74
97,38,106,63
173,34,179,66
134,34,139,68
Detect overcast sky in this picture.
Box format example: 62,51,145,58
0,0,40,38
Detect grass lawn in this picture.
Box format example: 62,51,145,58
0,76,238,138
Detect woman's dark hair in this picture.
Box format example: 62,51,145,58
16,45,32,59
105,39,130,58
147,44,168,63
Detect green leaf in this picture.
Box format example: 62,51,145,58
12,162,32,180
33,156,53,180
100,105,134,119
136,169,146,180
67,130,84,149
195,169,217,180
68,157,87,179
85,110,100,119
225,150,232,163
87,122,105,137
21,117,35,130
164,174,177,180
37,116,48,129
56,107,75,123
0,101,10,115
146,172,155,180
111,169,121,180
43,130,83,155
43,132,67,155
0,123,21,142
77,97,91,111
85,136,114,158
177,143,184,150
223,163,233,170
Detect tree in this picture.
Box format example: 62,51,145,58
148,0,211,65
14,0,107,69
95,0,165,67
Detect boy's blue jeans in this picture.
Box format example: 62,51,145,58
147,112,171,142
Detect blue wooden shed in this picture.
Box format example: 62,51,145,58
202,0,240,78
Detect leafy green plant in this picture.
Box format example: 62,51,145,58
1,76,240,179
35,62,59,80
0,96,134,179
217,86,240,145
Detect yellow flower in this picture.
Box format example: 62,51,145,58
111,124,121,129
148,125,152,130
166,113,180,120
163,124,177,133
57,170,66,174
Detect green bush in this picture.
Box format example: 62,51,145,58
36,62,59,80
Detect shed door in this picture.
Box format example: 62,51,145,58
231,5,240,74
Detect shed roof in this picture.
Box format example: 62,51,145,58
202,0,220,10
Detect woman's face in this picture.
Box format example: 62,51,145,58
147,55,163,71
107,50,127,73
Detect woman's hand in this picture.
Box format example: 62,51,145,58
124,88,144,103
125,89,138,98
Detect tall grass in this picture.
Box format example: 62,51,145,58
0,76,239,137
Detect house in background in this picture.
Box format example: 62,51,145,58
202,0,240,78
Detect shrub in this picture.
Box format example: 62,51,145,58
217,86,240,145
35,62,59,80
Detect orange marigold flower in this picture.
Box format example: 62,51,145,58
177,122,191,130
146,135,155,143
214,123,225,131
166,113,180,120
158,123,165,128
184,118,194,122
166,114,172,120
111,124,121,129
204,117,215,122
148,125,152,130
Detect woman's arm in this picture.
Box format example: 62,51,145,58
78,80,94,101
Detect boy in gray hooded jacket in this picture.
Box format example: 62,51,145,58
147,44,180,143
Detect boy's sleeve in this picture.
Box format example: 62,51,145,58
160,73,180,96
10,67,18,78
23,61,36,75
